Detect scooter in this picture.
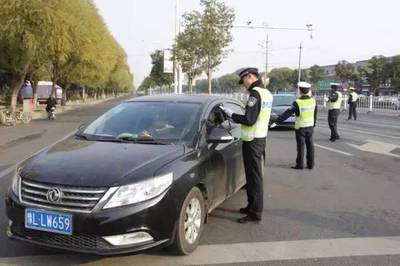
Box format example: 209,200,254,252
48,107,56,120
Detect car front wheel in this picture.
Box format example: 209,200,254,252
171,186,205,255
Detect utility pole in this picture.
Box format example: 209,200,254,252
264,34,269,88
174,0,179,94
297,42,303,96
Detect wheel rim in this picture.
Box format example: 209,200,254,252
184,197,202,244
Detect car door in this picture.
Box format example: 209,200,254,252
198,102,239,210
221,101,245,196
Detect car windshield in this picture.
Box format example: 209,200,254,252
82,101,202,143
273,95,296,106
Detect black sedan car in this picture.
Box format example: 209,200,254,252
6,95,246,255
269,93,297,128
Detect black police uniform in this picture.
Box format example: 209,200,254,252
328,91,340,141
231,79,265,222
275,95,317,169
348,93,357,120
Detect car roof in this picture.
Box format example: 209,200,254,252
125,94,240,105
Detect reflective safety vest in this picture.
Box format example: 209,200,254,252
295,98,316,129
350,91,358,102
328,91,342,110
241,87,273,142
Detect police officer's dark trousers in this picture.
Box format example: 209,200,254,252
328,109,340,140
295,127,314,169
348,102,357,120
242,137,265,220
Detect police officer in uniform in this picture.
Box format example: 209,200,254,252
271,82,317,170
219,67,273,224
328,83,342,142
348,86,358,120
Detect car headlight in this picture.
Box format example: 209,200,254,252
11,168,22,197
103,172,173,209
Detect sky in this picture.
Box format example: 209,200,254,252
94,0,400,86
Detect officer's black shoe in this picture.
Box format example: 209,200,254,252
307,166,314,170
291,166,303,170
237,215,262,224
329,138,336,142
239,207,251,214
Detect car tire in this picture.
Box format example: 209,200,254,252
170,186,205,255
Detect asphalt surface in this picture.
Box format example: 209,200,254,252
0,100,399,265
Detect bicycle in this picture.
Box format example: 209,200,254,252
15,110,32,124
0,110,16,126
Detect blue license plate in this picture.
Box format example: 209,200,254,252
25,209,73,235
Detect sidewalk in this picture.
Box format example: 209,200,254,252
30,96,126,120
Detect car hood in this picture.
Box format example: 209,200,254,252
20,137,185,187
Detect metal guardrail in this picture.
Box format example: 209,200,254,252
147,88,399,115
315,94,400,114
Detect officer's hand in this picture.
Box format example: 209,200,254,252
219,106,234,117
270,123,277,128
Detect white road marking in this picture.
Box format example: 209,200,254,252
3,236,400,265
315,144,353,156
346,140,400,158
0,130,76,179
317,123,400,140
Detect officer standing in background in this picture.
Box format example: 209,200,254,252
328,83,342,142
348,85,358,120
270,82,317,170
219,67,273,224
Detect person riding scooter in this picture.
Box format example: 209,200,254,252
46,95,57,120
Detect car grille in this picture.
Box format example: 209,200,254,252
20,178,107,213
12,224,110,251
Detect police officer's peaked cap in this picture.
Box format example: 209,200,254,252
349,87,355,90
298,81,311,89
236,67,259,84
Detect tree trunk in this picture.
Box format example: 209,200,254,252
207,68,212,95
10,72,27,114
188,75,193,94
82,87,86,102
32,80,39,110
62,84,70,106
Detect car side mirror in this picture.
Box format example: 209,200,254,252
206,126,234,144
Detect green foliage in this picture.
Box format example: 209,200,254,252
149,50,173,88
138,76,155,91
175,0,235,94
196,73,240,93
268,68,295,91
384,55,400,89
361,56,387,91
309,65,324,84
0,0,133,109
335,60,356,82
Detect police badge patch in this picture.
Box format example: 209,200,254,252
247,96,258,107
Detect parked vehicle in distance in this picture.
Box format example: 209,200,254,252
20,81,63,104
269,94,297,129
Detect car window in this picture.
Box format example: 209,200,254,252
273,95,296,106
206,105,226,132
83,102,202,142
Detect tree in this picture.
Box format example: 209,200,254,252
335,60,356,82
309,65,324,84
138,76,155,91
179,0,235,94
291,69,309,88
362,56,387,95
384,55,400,89
268,68,295,91
173,21,203,93
150,50,173,89
0,0,60,112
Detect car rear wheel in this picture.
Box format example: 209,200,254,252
171,187,205,255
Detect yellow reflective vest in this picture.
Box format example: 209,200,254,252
241,87,273,141
328,91,342,110
295,98,316,129
350,91,358,102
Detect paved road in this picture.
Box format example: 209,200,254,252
0,100,399,265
